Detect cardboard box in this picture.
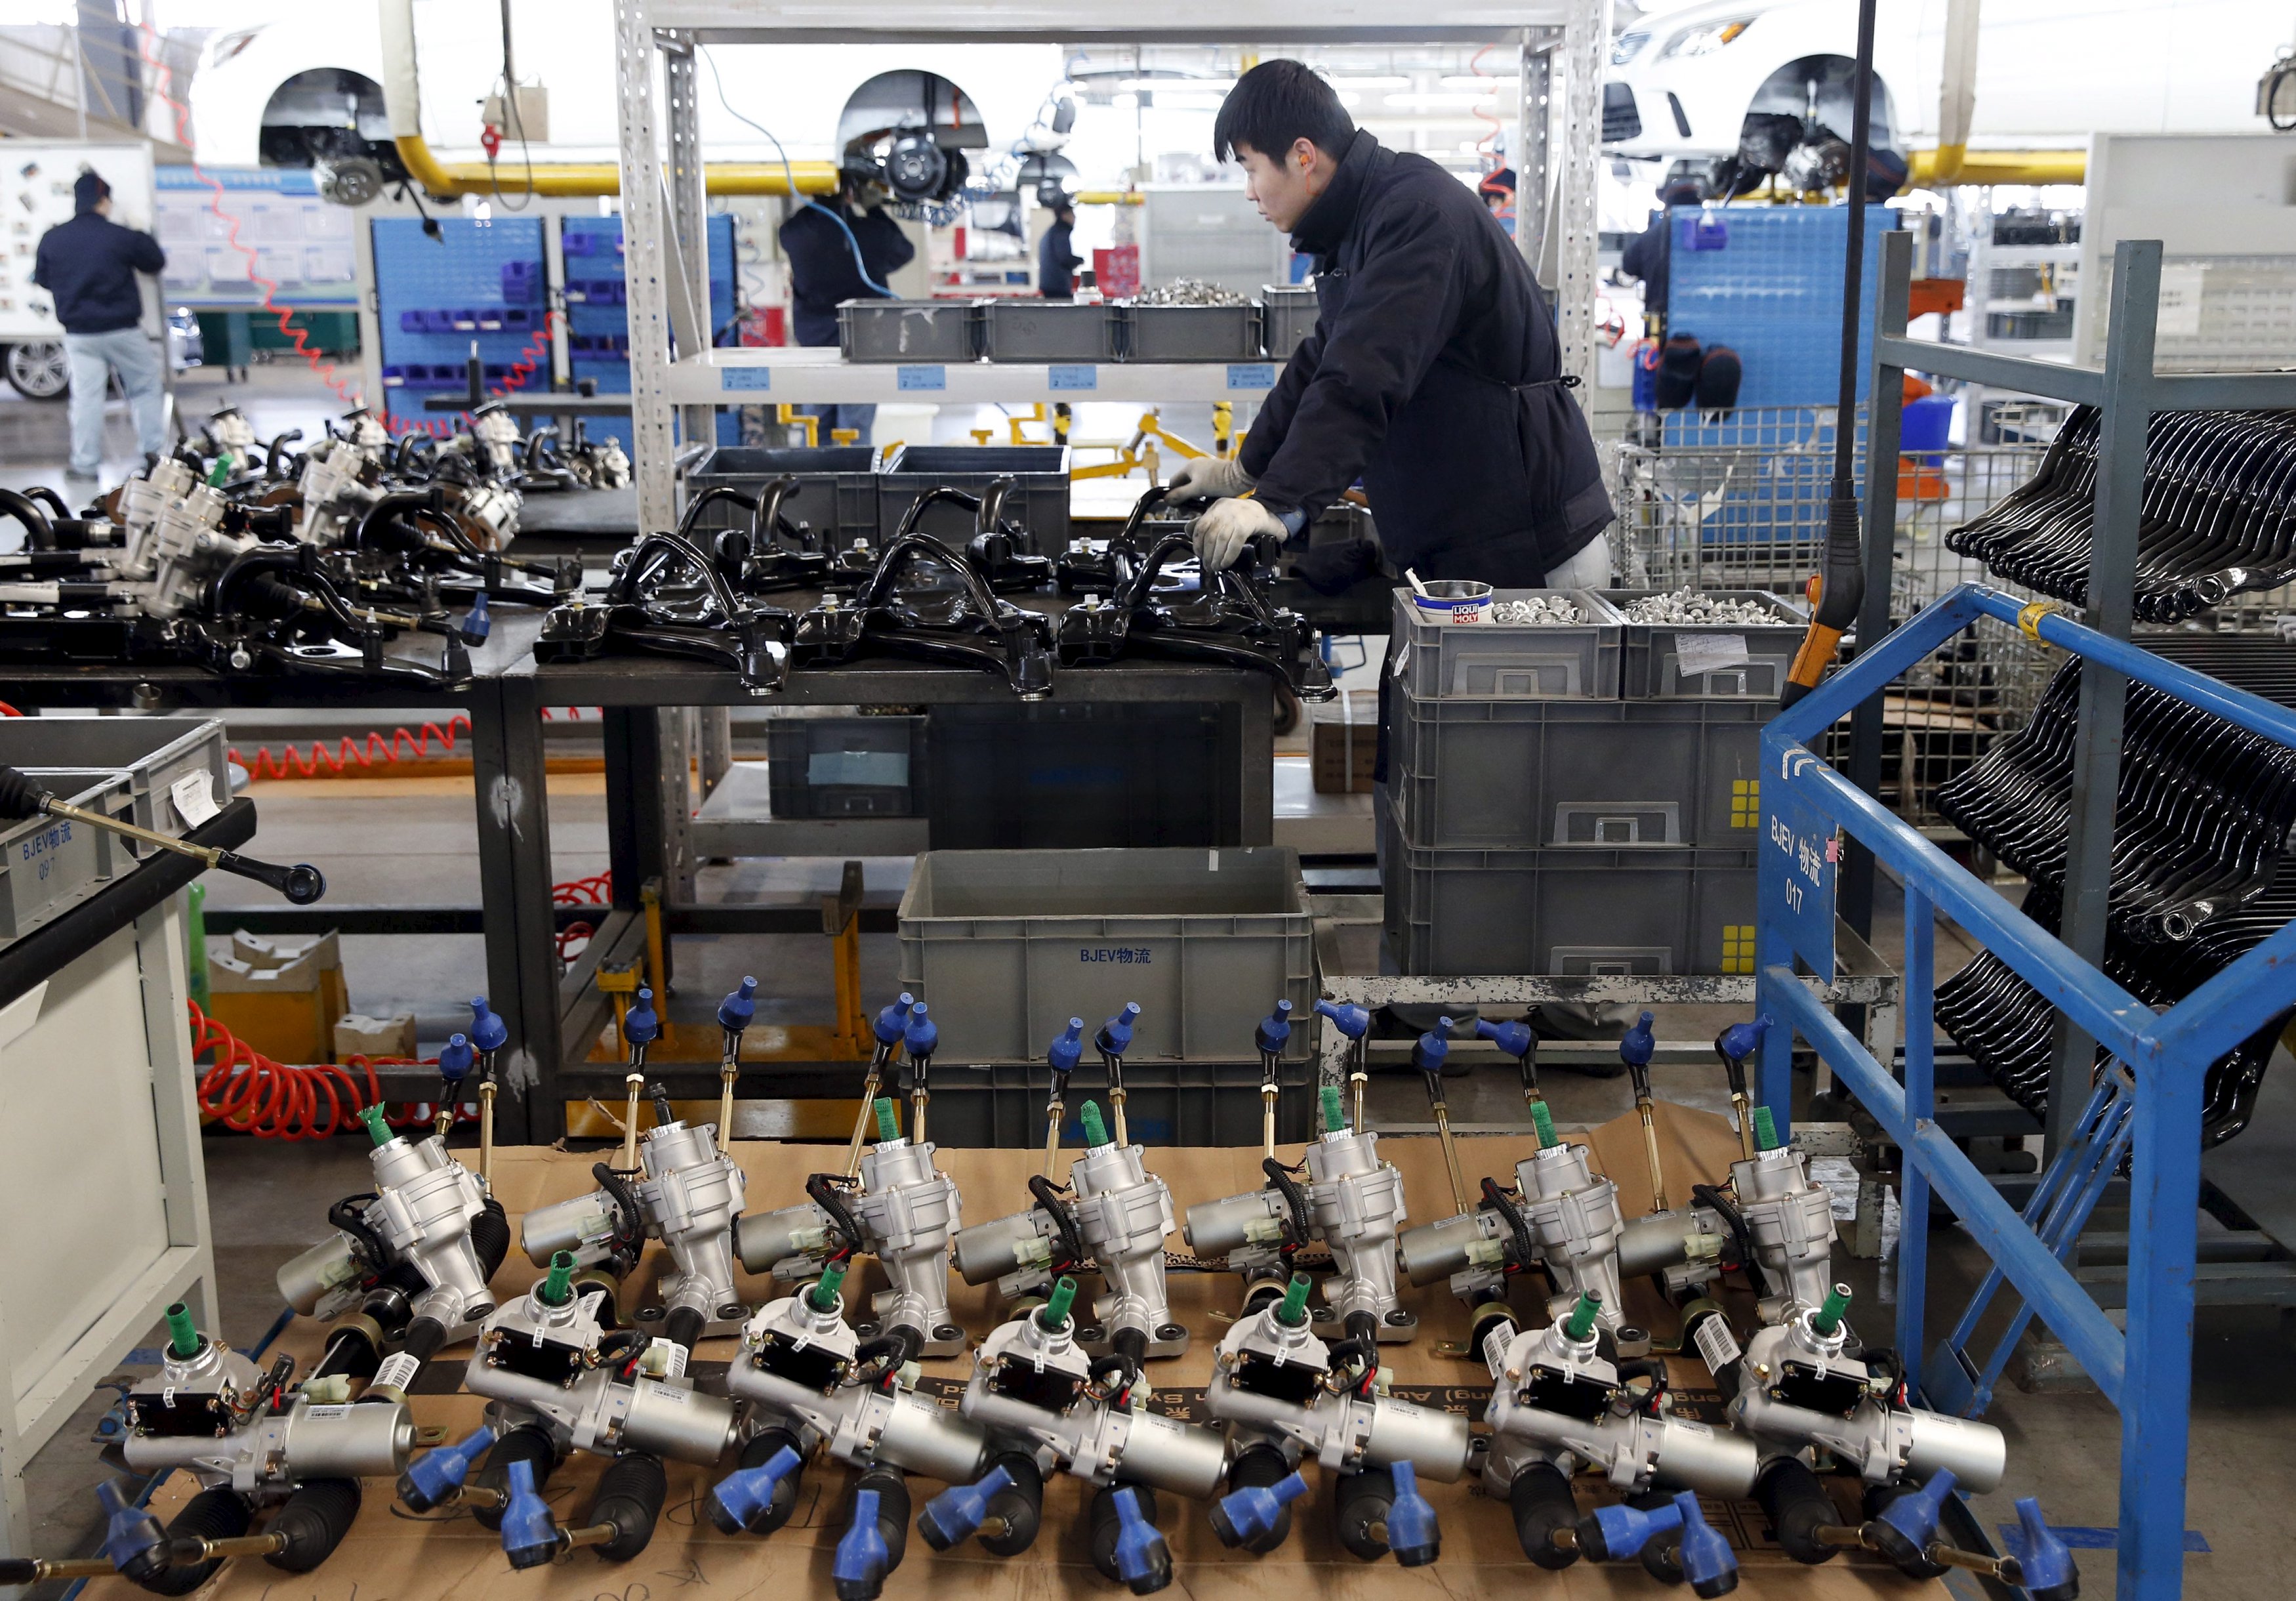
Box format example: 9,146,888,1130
1310,688,1380,794
202,929,346,1064
334,1010,418,1060
85,1105,1904,1601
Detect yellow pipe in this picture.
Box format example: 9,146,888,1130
1075,191,1144,205
1907,146,2084,187
393,133,840,199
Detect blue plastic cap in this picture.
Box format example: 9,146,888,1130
1253,999,1292,1056
916,1465,1015,1551
874,993,916,1047
1619,1010,1657,1069
1048,1018,1086,1075
1674,1492,1738,1596
709,1444,802,1535
469,995,508,1053
398,1424,495,1512
1877,1468,1956,1552
2005,1497,2078,1599
437,1032,474,1085
500,1457,558,1570
1589,1498,1681,1560
833,1488,892,1600
1100,1002,1143,1057
1313,997,1370,1040
1385,1461,1440,1568
625,987,660,1049
720,976,758,1033
1111,1487,1174,1594
97,1479,168,1578
903,1003,937,1060
464,590,492,642
1475,1016,1536,1060
1718,1013,1774,1062
1212,1471,1310,1549
1412,1019,1453,1075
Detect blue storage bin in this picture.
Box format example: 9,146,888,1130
1900,394,1956,461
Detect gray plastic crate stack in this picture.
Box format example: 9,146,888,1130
684,445,880,546
1260,283,1319,360
1599,587,1810,699
838,299,979,363
1382,589,1765,977
766,713,927,819
897,846,1316,1146
878,444,1072,547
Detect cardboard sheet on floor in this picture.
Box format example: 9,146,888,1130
85,1102,1941,1598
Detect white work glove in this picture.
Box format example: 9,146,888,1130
1166,455,1255,503
1191,496,1286,573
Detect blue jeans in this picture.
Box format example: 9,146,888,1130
64,327,167,477
796,404,876,448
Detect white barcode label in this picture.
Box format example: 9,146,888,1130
171,770,221,827
645,1337,689,1380
1482,1323,1514,1379
1692,1314,1742,1374
1677,631,1752,678
304,1403,351,1419
373,1352,422,1393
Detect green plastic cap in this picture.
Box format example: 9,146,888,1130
1530,1100,1559,1149
358,1104,394,1147
1321,1084,1345,1134
1080,1100,1109,1147
541,1251,576,1307
1563,1290,1601,1342
1811,1284,1851,1337
1040,1276,1078,1331
874,1096,899,1142
1276,1272,1312,1328
810,1260,848,1312
164,1302,200,1360
1752,1105,1780,1152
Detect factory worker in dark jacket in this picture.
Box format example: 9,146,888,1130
779,177,916,446
1170,60,1613,591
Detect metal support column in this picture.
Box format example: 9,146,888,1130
469,677,552,1141
661,31,716,451
2047,239,2160,1153
1555,0,1609,392
1843,230,1913,936
1515,27,1559,281
612,0,678,534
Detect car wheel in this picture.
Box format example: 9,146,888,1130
4,339,70,401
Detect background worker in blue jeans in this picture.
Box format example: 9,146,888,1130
33,171,168,484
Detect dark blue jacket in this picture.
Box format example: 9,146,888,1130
779,199,916,347
1038,220,1081,299
1242,129,1612,582
32,209,165,335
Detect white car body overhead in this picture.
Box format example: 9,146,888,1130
188,1,1062,171
1607,0,2296,163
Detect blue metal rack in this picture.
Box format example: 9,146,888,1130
1760,235,2296,1601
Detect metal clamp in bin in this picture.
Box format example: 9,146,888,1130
1390,588,1626,699
1598,588,1810,699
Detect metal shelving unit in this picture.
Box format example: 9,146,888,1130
1801,231,2296,1601
609,0,1607,534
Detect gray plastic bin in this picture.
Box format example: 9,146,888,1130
1600,588,1810,699
0,768,125,943
766,715,926,819
839,299,978,363
685,445,880,545
1382,818,1760,977
1,717,231,842
1389,696,1766,851
919,1060,1312,1148
878,444,1071,548
980,300,1121,363
1125,304,1261,362
1391,588,1624,699
1260,284,1319,360
897,846,1315,1064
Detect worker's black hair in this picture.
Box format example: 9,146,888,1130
1213,60,1355,165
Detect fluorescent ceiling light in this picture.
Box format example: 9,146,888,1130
1385,91,1502,108
1439,75,1520,89
1322,75,1411,88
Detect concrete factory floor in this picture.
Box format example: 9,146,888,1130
7,367,2284,1601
